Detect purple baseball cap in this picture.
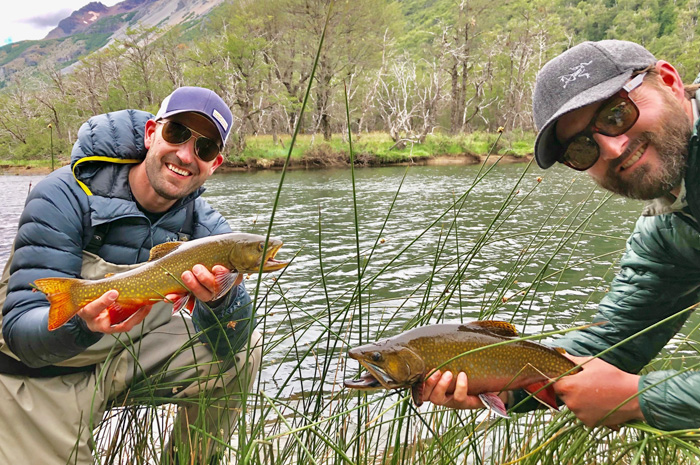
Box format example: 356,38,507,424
155,86,233,146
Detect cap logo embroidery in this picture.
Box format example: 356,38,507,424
559,61,593,88
212,109,229,131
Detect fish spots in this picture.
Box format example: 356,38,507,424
347,322,577,395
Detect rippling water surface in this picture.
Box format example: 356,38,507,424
0,163,681,400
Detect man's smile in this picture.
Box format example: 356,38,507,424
166,163,192,177
620,142,648,171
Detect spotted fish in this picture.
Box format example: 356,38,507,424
344,321,579,417
33,232,288,330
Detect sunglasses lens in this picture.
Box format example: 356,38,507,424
562,135,599,171
161,120,221,162
595,96,638,135
195,137,220,162
161,121,192,144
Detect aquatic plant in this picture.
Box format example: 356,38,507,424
85,4,700,463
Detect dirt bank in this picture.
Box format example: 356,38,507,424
1,153,533,176
216,152,533,173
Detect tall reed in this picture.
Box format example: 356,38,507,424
87,3,700,464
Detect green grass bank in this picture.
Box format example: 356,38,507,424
0,131,535,174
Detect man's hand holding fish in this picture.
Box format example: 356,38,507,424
553,355,644,428
421,370,507,411
175,264,245,306
76,289,153,334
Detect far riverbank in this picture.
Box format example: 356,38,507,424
1,131,535,175
1,152,532,176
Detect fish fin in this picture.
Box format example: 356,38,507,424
34,277,82,331
478,393,510,419
185,297,196,314
411,383,424,407
171,294,194,314
107,301,146,326
524,381,559,410
463,320,518,337
148,241,183,261
212,270,239,301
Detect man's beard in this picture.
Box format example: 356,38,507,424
596,93,691,200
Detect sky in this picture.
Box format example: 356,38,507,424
2,0,121,45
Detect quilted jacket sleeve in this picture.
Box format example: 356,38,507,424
554,213,700,430
2,169,103,367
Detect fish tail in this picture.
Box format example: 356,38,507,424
524,381,559,410
33,277,83,331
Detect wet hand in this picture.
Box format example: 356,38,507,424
77,289,152,334
553,355,644,428
422,370,486,409
173,264,243,303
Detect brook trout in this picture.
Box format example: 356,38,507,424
344,321,579,417
34,232,288,330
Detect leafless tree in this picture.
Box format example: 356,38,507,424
376,54,445,149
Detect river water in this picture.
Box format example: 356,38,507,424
0,163,693,402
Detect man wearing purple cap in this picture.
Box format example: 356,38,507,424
0,87,260,463
422,40,700,432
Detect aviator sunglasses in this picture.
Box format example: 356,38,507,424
158,120,222,162
558,72,647,171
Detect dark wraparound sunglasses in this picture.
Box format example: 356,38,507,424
158,120,221,162
559,72,647,171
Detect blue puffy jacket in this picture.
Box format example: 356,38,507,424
2,109,252,369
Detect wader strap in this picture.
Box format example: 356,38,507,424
0,351,95,378
85,222,111,254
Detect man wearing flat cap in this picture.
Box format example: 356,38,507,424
422,40,700,432
0,86,260,463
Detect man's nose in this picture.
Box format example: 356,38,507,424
175,138,197,164
593,132,628,161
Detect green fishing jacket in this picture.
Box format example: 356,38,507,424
550,117,700,431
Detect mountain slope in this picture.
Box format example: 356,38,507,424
0,0,225,87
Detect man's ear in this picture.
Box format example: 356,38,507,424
656,60,686,100
209,153,224,175
144,119,157,149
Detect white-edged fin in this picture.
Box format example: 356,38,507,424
172,294,192,314
478,393,510,419
212,270,239,300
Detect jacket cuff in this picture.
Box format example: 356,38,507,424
73,315,104,347
192,283,254,356
639,370,700,431
509,388,545,413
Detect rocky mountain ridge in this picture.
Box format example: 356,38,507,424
0,0,225,87
44,0,157,40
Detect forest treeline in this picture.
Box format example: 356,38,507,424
2,0,700,161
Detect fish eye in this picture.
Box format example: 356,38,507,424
258,242,264,252
371,352,382,362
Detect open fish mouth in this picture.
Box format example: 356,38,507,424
364,362,400,388
350,362,403,390
343,371,382,390
261,242,288,271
